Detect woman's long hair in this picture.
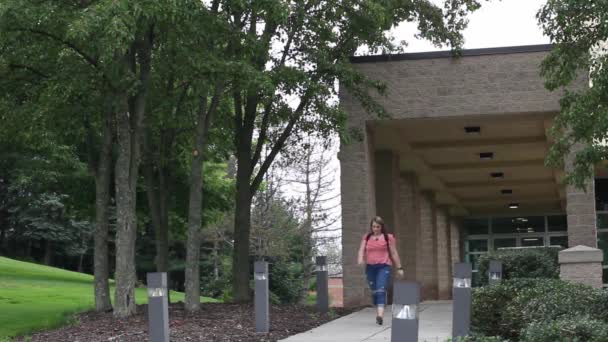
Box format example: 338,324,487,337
369,216,387,235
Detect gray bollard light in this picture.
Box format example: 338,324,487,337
316,256,329,313
254,261,270,333
452,262,473,340
147,272,169,342
488,260,503,285
391,280,420,342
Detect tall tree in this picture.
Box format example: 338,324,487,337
228,0,486,302
285,137,341,303
538,1,608,188
0,1,115,311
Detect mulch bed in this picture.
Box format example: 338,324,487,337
17,303,358,342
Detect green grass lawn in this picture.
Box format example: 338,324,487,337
0,256,219,339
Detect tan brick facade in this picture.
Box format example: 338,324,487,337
340,46,598,306
436,207,452,300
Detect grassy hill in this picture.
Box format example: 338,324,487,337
0,256,219,338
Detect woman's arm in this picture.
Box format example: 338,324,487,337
389,236,403,270
357,238,366,265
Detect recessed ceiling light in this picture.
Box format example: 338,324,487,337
501,189,513,195
508,203,519,209
479,152,494,160
465,126,481,134
491,172,504,178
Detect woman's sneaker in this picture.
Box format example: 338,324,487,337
376,316,383,325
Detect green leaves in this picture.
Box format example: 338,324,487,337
538,0,608,189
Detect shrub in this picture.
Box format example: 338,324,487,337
477,247,560,286
503,278,601,338
456,333,504,341
471,278,538,338
472,278,605,341
521,316,608,342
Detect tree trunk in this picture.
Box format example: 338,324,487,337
142,138,166,272
0,225,6,255
185,84,223,312
114,30,153,318
26,240,32,259
113,94,139,318
232,158,253,302
232,90,256,303
158,171,170,272
78,252,85,273
213,237,219,280
43,240,53,265
94,103,113,312
184,97,210,313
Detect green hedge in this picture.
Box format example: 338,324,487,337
472,278,608,341
471,278,538,339
521,316,608,342
477,247,560,286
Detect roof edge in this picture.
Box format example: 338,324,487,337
350,44,554,63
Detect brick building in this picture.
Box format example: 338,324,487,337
339,44,606,307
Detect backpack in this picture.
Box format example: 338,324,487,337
365,232,391,254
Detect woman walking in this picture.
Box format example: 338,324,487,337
357,216,404,325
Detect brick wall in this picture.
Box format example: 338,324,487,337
565,144,598,248
418,191,438,300
398,173,419,281
328,278,344,307
436,207,452,299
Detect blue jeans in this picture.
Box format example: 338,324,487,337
366,264,391,306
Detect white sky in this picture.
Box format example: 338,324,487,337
285,0,552,255
394,0,549,52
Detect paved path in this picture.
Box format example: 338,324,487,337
280,301,453,342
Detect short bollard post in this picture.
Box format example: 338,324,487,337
391,281,420,342
254,261,270,333
488,260,503,285
316,256,329,313
452,263,472,340
147,272,169,342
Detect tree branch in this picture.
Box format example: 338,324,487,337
250,89,314,198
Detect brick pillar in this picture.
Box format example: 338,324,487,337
436,207,452,300
339,126,376,307
559,246,603,288
450,218,463,266
565,146,598,248
374,151,400,233
373,150,401,303
418,191,438,300
398,173,420,281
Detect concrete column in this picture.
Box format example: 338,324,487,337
373,151,401,304
374,151,400,233
450,218,463,266
340,124,376,307
565,146,598,248
398,173,420,281
559,245,603,288
417,191,438,300
436,207,452,300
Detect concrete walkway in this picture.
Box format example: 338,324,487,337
280,301,452,342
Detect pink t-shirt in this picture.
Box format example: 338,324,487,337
363,233,395,265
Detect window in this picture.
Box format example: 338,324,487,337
596,178,608,211
547,215,567,232
549,236,568,248
521,237,544,247
464,218,488,235
494,238,517,249
492,216,544,234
